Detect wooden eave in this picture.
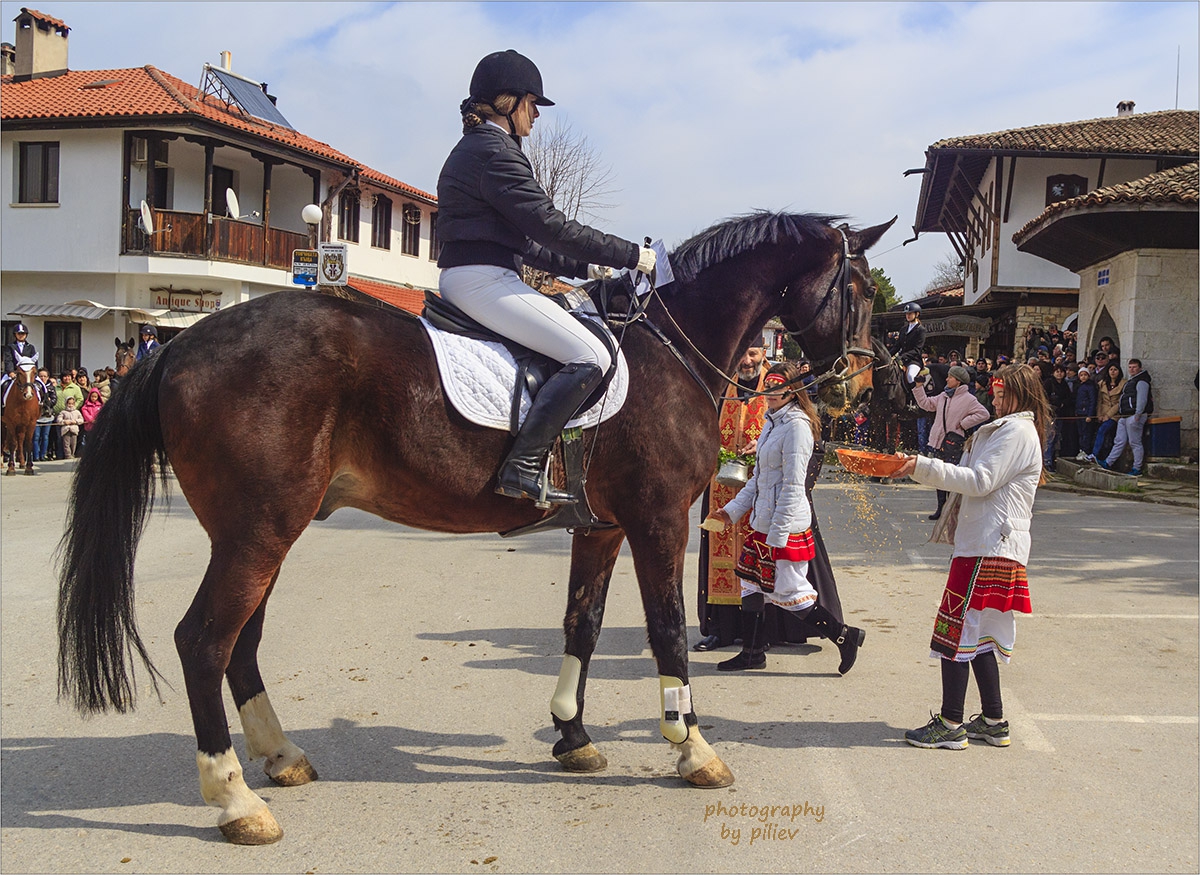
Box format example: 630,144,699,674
1014,202,1199,271
913,146,1196,234
1,113,357,172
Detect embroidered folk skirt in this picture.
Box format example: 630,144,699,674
736,530,817,611
931,556,1032,663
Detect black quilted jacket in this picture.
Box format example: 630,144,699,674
436,123,639,278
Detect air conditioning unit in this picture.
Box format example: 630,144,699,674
132,138,148,164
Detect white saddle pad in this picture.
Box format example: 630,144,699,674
419,315,628,432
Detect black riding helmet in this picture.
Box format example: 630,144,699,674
470,50,555,106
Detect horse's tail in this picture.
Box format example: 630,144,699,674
56,347,172,714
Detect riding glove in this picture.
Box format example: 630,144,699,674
635,247,657,274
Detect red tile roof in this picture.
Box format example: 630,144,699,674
931,109,1198,157
0,64,436,202
1014,161,1199,242
347,276,429,315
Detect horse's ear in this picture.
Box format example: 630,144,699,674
128,337,136,347
850,216,898,253
115,337,123,347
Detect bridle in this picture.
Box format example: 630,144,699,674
596,226,879,410
781,227,876,392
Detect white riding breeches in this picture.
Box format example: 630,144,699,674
439,265,612,371
905,363,921,384
740,559,817,611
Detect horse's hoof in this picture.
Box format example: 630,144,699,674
219,809,283,845
268,754,318,786
681,755,735,789
555,742,607,773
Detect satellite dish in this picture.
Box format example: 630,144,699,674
139,200,155,235
225,187,240,219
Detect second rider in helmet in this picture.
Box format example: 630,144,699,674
437,50,655,505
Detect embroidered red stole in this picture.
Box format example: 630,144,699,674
704,369,768,605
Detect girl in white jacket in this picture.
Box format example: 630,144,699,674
707,363,866,672
893,364,1052,750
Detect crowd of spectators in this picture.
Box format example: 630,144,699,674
11,365,116,462
871,324,1155,475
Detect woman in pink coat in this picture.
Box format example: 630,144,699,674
913,365,991,520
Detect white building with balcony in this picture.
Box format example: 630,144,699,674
2,8,439,374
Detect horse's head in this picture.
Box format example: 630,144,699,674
115,337,137,376
779,217,896,411
14,357,37,400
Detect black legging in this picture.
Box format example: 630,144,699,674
939,651,1003,724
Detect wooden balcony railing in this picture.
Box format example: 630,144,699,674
124,209,310,271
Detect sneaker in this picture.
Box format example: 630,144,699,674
1129,468,1142,477
1097,459,1111,470
1084,454,1096,463
904,712,968,750
963,714,1011,747
1075,452,1090,461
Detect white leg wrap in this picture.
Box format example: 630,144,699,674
550,655,582,721
238,691,306,773
659,675,691,744
197,748,268,826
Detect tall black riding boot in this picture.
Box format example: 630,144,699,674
929,489,948,521
495,363,603,506
719,594,766,671
807,605,866,675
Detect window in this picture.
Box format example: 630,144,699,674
428,211,440,261
371,195,392,249
44,321,81,375
338,191,360,243
401,203,420,256
1046,174,1088,205
1097,267,1110,287
18,141,59,203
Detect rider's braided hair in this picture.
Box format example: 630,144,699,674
460,92,521,131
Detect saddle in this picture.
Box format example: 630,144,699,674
421,286,625,538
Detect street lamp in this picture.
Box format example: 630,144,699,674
301,203,322,249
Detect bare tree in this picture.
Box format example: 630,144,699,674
521,118,618,290
923,251,965,293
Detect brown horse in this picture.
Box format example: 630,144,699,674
58,211,894,844
114,337,138,375
2,358,41,475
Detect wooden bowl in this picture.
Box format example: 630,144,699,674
835,448,907,477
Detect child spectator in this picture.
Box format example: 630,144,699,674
1073,367,1098,460
56,396,84,459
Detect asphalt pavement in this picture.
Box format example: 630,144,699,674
2,458,1197,874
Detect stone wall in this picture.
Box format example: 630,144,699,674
1014,302,1077,359
1080,248,1199,455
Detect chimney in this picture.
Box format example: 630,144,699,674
1,42,15,75
1117,100,1136,117
220,50,231,70
12,7,69,81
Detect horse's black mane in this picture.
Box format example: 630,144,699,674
668,211,845,285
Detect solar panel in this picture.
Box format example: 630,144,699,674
209,67,294,130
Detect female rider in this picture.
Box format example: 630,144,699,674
436,50,656,505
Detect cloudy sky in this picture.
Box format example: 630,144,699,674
7,1,1196,297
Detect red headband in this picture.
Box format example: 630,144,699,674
763,373,787,387
991,378,1005,391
